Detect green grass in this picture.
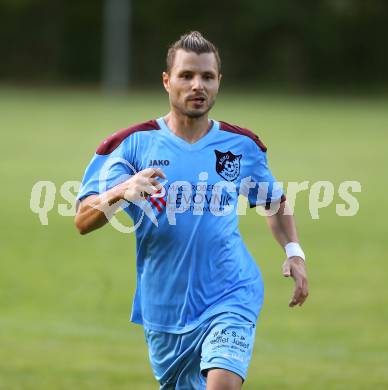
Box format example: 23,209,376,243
1,87,387,389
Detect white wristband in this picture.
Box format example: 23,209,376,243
285,242,305,261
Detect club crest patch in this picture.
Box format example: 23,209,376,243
214,150,242,181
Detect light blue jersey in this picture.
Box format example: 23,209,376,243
77,117,284,333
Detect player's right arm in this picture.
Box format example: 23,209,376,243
75,168,165,235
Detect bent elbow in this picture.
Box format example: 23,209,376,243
74,216,89,235
78,227,88,235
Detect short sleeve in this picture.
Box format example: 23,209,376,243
76,136,134,203
244,141,285,209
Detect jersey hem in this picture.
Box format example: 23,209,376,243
249,193,286,208
130,305,260,334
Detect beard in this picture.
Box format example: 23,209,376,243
185,106,211,118
171,96,216,119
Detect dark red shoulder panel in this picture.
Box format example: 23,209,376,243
219,121,267,152
96,119,160,155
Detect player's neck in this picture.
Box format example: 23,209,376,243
164,111,211,144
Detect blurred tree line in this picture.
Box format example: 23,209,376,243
1,0,387,89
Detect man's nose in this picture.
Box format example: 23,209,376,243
191,75,204,91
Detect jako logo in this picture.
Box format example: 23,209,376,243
149,159,170,167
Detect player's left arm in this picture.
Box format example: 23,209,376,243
264,200,309,307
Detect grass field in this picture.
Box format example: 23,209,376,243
1,87,387,389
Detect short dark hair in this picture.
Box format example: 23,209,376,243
166,31,221,74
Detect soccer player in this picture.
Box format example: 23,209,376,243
75,31,308,390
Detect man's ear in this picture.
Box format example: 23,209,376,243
218,73,222,83
162,72,170,93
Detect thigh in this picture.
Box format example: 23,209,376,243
206,368,242,390
144,327,207,390
200,312,256,382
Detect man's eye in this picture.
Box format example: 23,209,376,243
181,74,191,79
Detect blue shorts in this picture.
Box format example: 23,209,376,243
144,312,257,389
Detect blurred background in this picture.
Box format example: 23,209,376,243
1,0,388,91
1,1,387,389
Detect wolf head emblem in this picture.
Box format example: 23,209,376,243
214,150,242,181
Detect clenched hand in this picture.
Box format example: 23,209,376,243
119,168,166,202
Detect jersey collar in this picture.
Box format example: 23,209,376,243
156,117,220,151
